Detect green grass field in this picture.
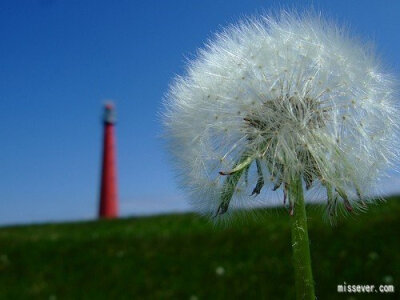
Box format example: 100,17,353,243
0,197,399,299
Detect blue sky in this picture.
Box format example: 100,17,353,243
1,0,400,226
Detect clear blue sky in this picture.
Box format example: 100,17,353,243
1,0,400,226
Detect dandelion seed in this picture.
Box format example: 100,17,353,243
215,266,225,276
383,275,393,284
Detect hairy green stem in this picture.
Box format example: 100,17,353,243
289,176,316,300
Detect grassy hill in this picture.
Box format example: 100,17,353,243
0,197,399,299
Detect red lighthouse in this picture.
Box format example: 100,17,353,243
99,102,118,218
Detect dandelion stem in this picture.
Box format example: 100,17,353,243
289,176,315,300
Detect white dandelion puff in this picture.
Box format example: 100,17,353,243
163,11,399,219
215,266,225,276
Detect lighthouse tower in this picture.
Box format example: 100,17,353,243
99,102,118,218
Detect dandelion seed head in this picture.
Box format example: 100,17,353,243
163,11,399,219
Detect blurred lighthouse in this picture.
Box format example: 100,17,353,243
99,102,118,218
